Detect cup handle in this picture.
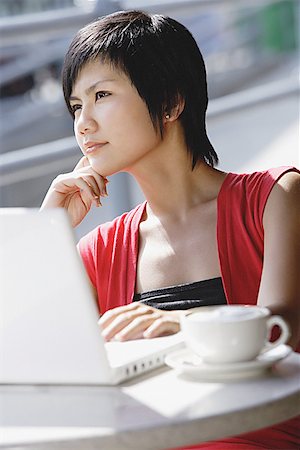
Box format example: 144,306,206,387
264,315,290,350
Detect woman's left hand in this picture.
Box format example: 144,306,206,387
98,303,181,341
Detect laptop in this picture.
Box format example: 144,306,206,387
0,208,184,385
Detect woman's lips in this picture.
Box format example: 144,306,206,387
85,142,107,155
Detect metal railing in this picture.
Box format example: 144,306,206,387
0,0,120,47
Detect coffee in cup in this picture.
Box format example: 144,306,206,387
180,305,290,364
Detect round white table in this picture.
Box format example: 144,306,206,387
1,351,299,450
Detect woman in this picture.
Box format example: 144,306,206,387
41,10,300,448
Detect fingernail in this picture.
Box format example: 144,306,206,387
115,332,125,342
101,330,110,341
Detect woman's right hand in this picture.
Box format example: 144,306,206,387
40,156,108,227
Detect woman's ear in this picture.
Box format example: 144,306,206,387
164,97,185,123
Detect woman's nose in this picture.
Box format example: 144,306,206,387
76,108,97,135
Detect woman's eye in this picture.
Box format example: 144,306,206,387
70,104,81,114
95,91,110,101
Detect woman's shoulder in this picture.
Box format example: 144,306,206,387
221,166,299,197
218,166,299,224
224,165,298,185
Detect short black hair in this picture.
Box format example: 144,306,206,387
62,10,218,168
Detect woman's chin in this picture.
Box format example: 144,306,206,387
88,158,126,178
87,161,109,177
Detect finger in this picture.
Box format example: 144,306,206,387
77,168,108,197
88,170,109,197
114,313,162,341
53,174,101,207
82,176,101,198
101,308,156,341
79,188,100,209
68,189,93,214
74,156,90,170
62,177,99,205
143,317,180,338
99,303,148,328
101,307,158,341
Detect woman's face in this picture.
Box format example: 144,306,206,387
70,60,162,177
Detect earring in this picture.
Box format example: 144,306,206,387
165,114,170,119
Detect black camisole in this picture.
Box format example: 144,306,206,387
133,277,227,310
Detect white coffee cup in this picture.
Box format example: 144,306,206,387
180,305,290,364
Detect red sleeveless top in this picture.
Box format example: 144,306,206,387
78,166,298,313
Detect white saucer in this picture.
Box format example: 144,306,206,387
164,345,292,381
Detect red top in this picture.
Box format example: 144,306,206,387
217,166,299,305
78,166,298,313
78,165,300,449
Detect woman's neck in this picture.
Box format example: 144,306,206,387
128,127,227,221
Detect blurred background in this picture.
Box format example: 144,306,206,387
0,0,299,239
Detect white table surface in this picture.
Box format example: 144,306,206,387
1,351,299,450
